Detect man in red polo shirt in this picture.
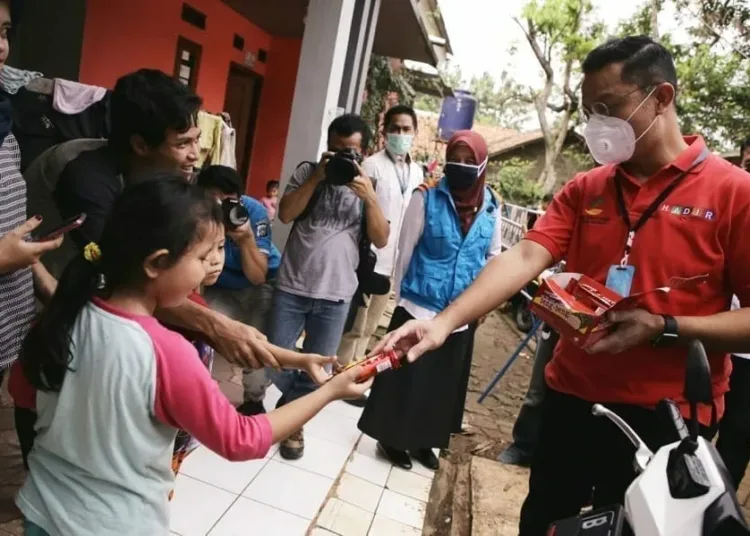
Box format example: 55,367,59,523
372,36,750,535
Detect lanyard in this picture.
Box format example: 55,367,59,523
394,161,409,194
614,147,710,266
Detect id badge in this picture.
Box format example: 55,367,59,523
606,265,635,297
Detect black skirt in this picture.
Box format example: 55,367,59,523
357,306,473,451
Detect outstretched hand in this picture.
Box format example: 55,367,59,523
368,318,452,363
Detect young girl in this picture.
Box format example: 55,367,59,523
16,177,370,536
167,231,224,489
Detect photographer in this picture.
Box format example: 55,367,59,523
272,114,389,460
196,165,281,416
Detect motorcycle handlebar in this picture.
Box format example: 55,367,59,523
656,399,690,444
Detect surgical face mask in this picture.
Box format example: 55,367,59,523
444,158,487,191
583,86,660,165
386,133,414,156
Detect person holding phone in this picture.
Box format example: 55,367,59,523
0,0,60,387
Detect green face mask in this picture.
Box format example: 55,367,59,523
386,133,414,156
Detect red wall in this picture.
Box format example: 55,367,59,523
245,37,302,199
78,0,298,194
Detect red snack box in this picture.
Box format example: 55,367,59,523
529,273,670,349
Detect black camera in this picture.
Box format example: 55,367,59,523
325,148,363,186
221,198,249,230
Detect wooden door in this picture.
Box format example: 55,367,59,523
223,64,263,183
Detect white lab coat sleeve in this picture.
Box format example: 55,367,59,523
393,190,425,302
488,209,504,259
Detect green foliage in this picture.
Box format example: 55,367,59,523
522,0,603,63
486,159,543,206
360,55,416,147
470,72,529,129
675,45,750,149
619,0,750,149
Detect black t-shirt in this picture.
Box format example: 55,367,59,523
54,146,123,248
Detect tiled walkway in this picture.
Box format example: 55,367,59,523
170,384,436,536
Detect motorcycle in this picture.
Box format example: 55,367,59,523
549,340,750,536
509,278,540,332
508,265,562,333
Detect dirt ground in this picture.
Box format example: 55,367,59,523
423,308,536,536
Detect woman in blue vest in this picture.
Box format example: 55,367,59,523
358,130,503,471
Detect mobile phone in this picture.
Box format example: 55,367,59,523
34,213,87,242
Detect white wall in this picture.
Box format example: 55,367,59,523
272,0,356,250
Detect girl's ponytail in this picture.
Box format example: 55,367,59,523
21,249,100,391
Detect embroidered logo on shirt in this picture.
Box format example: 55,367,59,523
660,204,715,221
584,196,605,216
256,222,269,238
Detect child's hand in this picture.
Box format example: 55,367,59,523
300,354,337,384
326,365,373,401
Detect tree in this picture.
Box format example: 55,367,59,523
470,72,529,129
486,158,543,206
620,0,750,149
515,0,604,193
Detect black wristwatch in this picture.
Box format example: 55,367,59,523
652,315,680,348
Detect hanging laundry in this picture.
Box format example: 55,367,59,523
218,116,237,169
0,65,43,95
53,79,108,115
9,82,110,171
196,111,223,169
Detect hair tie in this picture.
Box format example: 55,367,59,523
83,242,102,263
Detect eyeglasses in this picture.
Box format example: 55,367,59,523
582,86,655,120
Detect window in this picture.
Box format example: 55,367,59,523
174,37,202,90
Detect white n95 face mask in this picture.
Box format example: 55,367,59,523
583,86,660,165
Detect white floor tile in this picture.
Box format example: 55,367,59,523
376,489,426,530
263,384,282,411
317,498,374,536
266,442,280,459
169,474,236,536
354,434,380,460
310,529,338,536
345,452,392,487
243,460,333,519
305,410,362,450
368,514,422,536
273,433,352,479
323,399,365,420
179,446,269,494
335,472,383,512
386,467,433,503
209,496,309,536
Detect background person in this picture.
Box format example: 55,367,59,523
715,299,750,490
358,130,501,471
196,165,281,416
371,36,750,536
45,68,277,372
260,179,279,221
0,0,60,464
740,137,750,172
497,325,559,467
336,105,424,389
270,114,389,460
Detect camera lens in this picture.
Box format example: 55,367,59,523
222,199,249,229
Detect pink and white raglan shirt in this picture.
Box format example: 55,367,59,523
16,298,272,536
